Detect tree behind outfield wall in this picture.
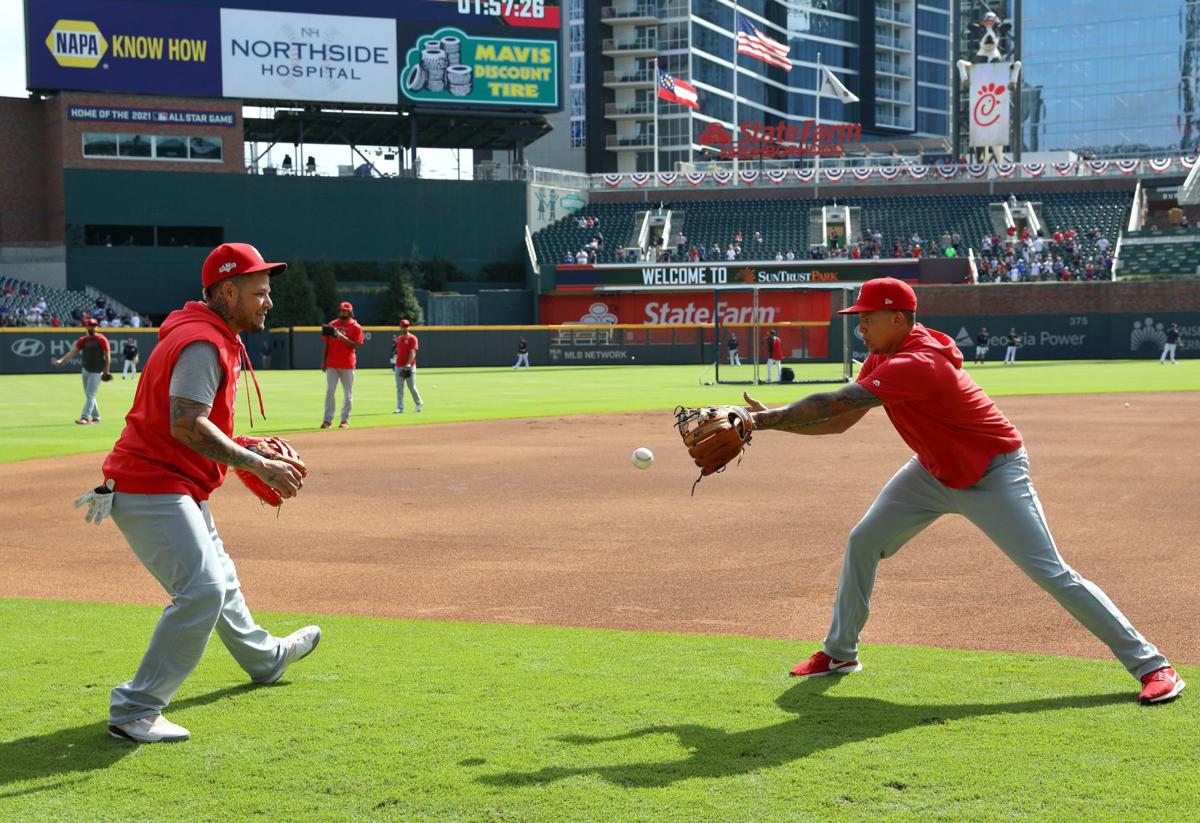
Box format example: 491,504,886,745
378,262,424,326
268,261,321,328
311,261,341,320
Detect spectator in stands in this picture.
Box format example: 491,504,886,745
50,313,61,328
1096,236,1110,254
775,251,784,261
562,252,574,264
616,244,626,260
3,284,12,297
785,249,796,261
725,245,737,261
1181,214,1190,228
674,231,686,256
575,249,588,265
734,231,743,243
18,284,29,296
71,306,83,324
754,230,763,245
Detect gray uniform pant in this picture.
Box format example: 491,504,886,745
109,493,286,724
81,370,102,420
824,448,1167,680
324,368,354,424
394,367,422,410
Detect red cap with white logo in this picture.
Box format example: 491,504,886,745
837,277,918,314
201,243,287,289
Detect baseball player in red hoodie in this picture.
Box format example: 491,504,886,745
76,243,321,743
745,278,1183,705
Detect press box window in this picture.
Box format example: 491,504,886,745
83,134,118,157
189,137,222,161
118,134,152,158
156,136,188,159
81,132,224,163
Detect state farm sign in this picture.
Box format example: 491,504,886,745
698,119,862,160
540,290,832,327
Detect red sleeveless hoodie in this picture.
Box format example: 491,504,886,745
103,302,251,501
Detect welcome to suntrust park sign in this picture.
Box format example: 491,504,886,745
552,258,927,290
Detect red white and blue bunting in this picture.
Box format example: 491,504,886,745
823,168,846,182
993,163,1016,177
1086,160,1109,174
1023,162,1045,177
656,172,678,186
1116,159,1141,174
794,169,816,183
602,173,623,188
685,172,707,186
1182,155,1199,170
1147,158,1173,173
907,165,929,179
878,167,902,181
629,172,651,187
712,171,733,185
851,168,874,181
766,170,790,184
737,170,760,185
1052,162,1076,176
936,165,958,179
965,163,989,178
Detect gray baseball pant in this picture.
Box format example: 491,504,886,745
81,370,102,420
824,448,1168,680
324,367,354,424
394,367,422,410
109,493,287,725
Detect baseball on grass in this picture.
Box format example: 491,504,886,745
631,447,654,469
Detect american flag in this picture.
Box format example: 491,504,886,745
736,13,791,71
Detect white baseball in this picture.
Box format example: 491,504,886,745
631,447,654,469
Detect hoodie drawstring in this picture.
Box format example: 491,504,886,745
238,342,267,427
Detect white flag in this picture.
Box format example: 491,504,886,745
819,67,859,103
968,63,1011,148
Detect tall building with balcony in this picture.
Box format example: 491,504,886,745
580,0,953,173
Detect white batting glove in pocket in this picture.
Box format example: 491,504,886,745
74,479,116,524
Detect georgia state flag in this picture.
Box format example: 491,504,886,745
658,69,698,109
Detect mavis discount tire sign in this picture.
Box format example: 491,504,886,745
400,27,557,108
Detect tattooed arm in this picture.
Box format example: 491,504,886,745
169,396,302,497
744,383,883,436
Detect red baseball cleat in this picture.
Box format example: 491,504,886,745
319,421,332,429
789,650,862,678
1139,666,1185,704
338,421,349,428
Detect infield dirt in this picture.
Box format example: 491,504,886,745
8,392,1198,665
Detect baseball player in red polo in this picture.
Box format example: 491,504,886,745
76,243,321,743
393,318,423,413
321,300,364,429
53,317,111,424
745,277,1183,705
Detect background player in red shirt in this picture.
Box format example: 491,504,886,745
77,243,320,743
321,300,364,429
744,278,1183,705
52,316,111,424
393,318,423,413
764,329,783,383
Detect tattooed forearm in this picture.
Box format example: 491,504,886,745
169,396,262,468
752,384,882,434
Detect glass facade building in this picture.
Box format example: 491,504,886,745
1020,0,1200,157
592,0,954,172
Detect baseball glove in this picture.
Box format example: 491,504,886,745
674,405,754,494
100,372,113,382
398,366,413,379
232,435,307,507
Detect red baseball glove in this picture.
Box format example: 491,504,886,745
674,405,754,494
232,435,307,507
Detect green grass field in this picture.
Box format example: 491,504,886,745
2,360,1197,463
0,600,1195,821
3,361,1197,819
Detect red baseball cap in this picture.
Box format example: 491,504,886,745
837,277,918,314
339,301,353,312
201,243,287,289
399,318,411,327
83,317,98,327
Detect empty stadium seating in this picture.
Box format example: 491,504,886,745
1117,229,1200,275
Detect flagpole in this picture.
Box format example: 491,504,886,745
652,56,659,176
732,0,739,175
815,51,822,174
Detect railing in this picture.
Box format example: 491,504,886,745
876,6,912,25
876,113,913,128
875,85,912,103
600,2,658,20
605,101,654,116
605,132,656,148
875,59,909,76
604,69,655,84
602,34,658,52
875,33,911,50
580,156,1194,191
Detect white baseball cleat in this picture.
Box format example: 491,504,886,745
257,625,322,685
108,714,190,743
